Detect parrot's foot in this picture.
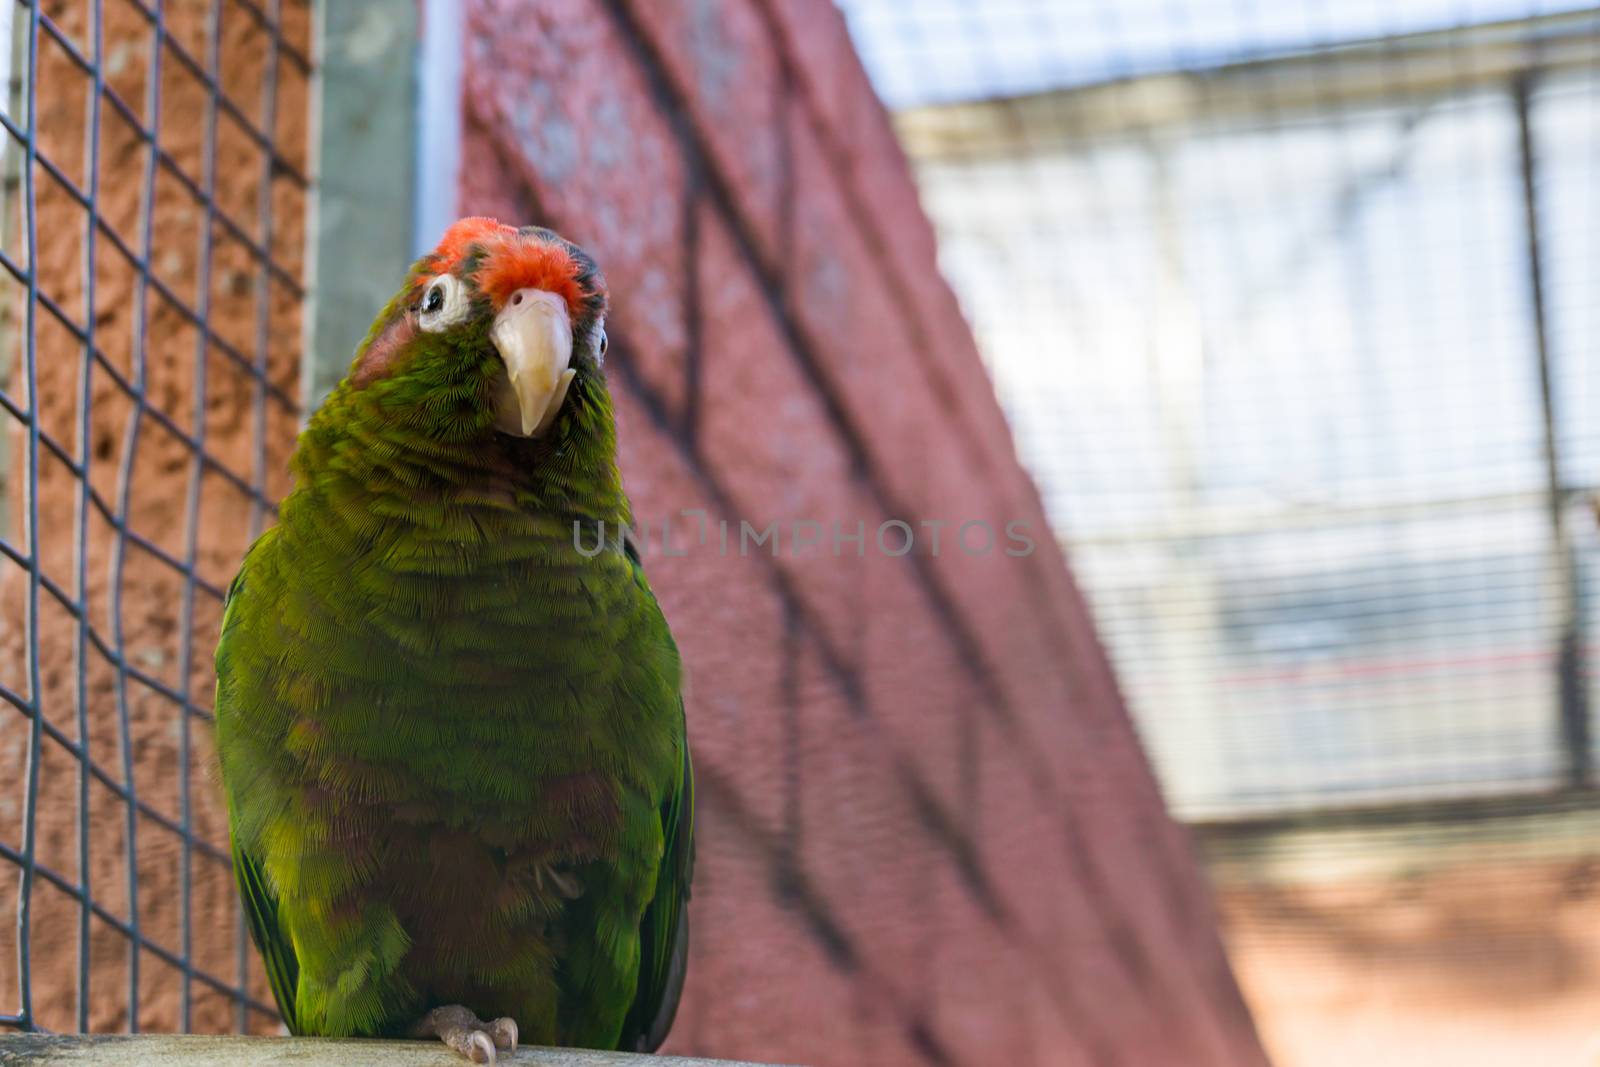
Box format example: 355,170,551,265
410,1005,519,1065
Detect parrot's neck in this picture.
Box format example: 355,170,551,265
282,372,631,556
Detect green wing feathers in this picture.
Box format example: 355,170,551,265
232,834,302,1033
220,543,303,1034
620,725,694,1052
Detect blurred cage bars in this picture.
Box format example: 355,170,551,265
846,4,1600,821
0,0,311,1035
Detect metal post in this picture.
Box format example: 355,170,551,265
1514,71,1590,789
306,0,420,412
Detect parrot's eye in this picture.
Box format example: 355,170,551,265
596,327,608,363
415,275,470,333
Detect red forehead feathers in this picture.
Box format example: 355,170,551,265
475,241,587,317
426,216,589,319
428,216,513,273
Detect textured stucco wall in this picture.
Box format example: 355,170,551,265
453,2,1269,1065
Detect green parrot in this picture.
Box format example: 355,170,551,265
214,218,693,1063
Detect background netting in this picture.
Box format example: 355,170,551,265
839,2,1600,1063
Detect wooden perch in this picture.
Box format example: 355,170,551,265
0,1034,791,1067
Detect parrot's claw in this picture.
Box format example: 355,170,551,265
464,1032,495,1065
410,1004,519,1065
488,1016,519,1050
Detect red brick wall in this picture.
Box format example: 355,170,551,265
456,1,1270,1064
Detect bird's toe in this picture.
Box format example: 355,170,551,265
488,1016,518,1051
466,1030,496,1065
410,1004,505,1065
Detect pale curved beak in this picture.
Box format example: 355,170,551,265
490,288,576,437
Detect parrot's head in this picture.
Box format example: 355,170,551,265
349,217,609,442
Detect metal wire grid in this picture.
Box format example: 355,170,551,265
843,1,1600,819
0,0,309,1033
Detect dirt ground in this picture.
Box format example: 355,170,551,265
1208,811,1600,1067
0,0,310,1033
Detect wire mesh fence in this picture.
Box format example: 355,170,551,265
0,0,310,1035
844,1,1600,822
